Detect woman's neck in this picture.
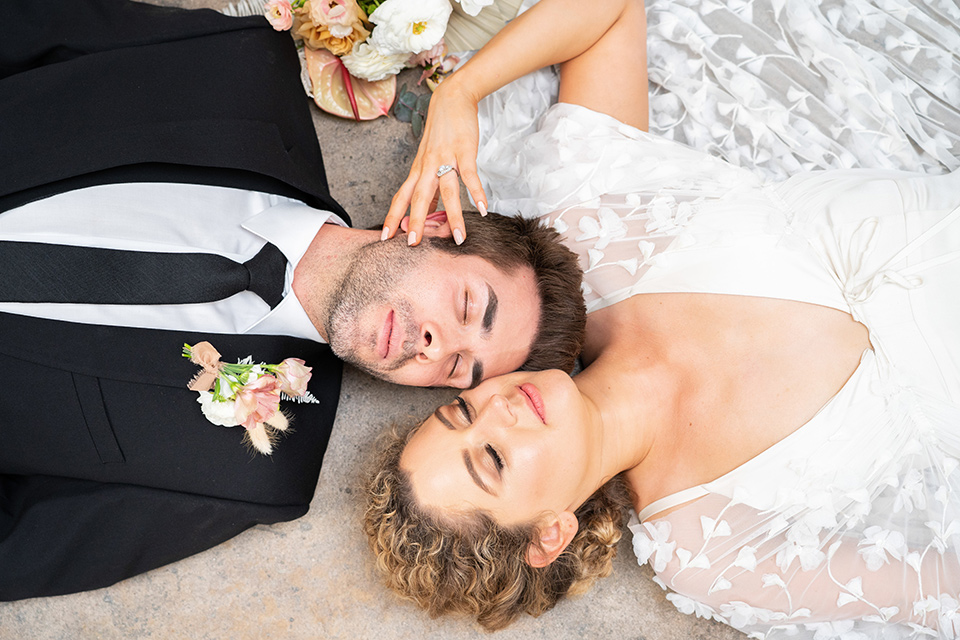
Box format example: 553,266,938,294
572,349,681,500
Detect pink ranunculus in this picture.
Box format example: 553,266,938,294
309,0,363,29
234,375,282,430
276,358,313,396
265,0,294,31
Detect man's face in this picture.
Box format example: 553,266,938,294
325,239,540,388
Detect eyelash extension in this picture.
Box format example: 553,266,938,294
486,444,504,471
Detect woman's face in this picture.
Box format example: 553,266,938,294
401,369,598,527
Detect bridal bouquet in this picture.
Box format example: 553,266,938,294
264,0,473,120
183,342,319,456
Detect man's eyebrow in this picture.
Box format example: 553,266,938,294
469,360,484,389
482,284,498,335
434,407,456,430
463,450,494,496
467,284,496,388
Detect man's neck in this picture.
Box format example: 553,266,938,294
292,224,380,341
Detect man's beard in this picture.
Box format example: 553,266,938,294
325,238,425,376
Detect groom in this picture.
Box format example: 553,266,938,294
0,0,585,600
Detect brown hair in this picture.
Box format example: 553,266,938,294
422,211,586,374
363,421,633,631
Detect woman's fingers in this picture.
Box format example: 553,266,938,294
383,173,418,241
437,169,465,244
458,157,488,218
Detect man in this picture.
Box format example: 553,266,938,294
0,0,585,600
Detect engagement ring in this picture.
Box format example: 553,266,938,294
436,164,458,179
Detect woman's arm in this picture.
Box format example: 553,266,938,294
382,0,648,245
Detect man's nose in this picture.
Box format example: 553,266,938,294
416,322,455,363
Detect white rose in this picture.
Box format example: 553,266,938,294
368,0,452,56
454,0,493,17
196,391,241,427
342,43,409,82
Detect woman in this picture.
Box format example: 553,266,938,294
367,0,960,636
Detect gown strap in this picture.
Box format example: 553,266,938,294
637,486,710,522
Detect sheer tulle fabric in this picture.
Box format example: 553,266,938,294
473,1,960,636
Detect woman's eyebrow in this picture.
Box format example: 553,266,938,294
434,408,456,430
463,450,495,496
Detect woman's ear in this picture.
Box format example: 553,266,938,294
525,511,579,568
399,211,452,238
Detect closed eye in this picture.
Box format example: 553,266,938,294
456,396,472,423
463,290,469,323
449,354,463,379
486,444,504,473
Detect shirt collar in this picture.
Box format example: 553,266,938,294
241,200,348,342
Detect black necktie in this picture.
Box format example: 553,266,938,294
0,240,288,308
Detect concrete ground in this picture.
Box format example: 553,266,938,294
0,2,746,638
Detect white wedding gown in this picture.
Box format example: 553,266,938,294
472,1,960,637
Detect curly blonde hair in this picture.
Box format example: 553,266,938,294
363,421,633,631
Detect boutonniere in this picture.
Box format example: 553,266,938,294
183,342,319,455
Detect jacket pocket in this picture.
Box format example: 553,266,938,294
72,373,125,464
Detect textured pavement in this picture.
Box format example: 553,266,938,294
0,2,746,638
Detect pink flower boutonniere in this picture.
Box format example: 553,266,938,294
183,342,319,455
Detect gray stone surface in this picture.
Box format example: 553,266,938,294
0,3,746,638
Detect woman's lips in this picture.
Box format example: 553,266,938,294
519,383,546,424
378,310,395,360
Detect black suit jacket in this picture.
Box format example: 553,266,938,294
0,0,349,600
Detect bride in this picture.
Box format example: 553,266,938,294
367,0,960,636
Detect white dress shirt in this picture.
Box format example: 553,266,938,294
0,182,347,340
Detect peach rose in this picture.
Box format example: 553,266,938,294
296,0,370,56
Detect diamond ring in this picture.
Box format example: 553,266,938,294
436,164,458,179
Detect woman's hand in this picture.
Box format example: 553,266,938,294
381,0,646,245
382,80,488,246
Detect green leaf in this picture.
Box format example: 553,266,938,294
411,111,423,137
394,104,413,122
415,93,431,114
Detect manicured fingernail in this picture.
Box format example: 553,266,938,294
478,201,487,216
453,228,464,245
407,231,418,246
380,226,390,241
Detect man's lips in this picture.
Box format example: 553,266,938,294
378,310,395,360
519,383,546,424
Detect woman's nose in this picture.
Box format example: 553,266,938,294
485,394,516,424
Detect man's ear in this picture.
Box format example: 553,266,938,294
399,211,452,238
525,511,579,568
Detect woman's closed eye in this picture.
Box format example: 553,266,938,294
456,396,472,423
485,444,504,473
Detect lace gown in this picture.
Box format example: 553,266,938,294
472,2,960,637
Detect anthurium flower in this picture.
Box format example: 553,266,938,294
368,0,452,56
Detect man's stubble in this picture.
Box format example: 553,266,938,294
325,238,425,376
